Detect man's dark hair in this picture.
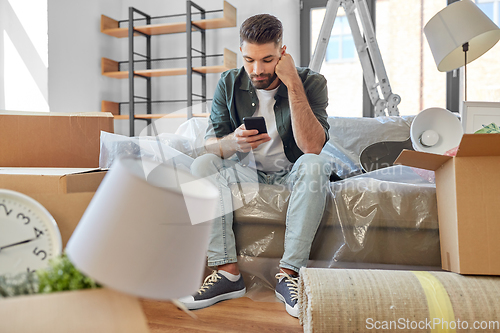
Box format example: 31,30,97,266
239,14,283,46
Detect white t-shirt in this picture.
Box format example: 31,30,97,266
249,86,293,172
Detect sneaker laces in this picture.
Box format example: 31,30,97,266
275,271,299,302
197,270,222,295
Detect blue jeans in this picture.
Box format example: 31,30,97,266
190,153,331,273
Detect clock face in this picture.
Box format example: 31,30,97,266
0,190,62,277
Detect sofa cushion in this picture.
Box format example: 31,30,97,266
232,169,437,231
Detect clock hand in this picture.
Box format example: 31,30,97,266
0,238,38,252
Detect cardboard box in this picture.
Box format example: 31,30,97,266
0,288,150,333
0,170,151,333
0,111,114,168
395,134,500,275
0,168,107,247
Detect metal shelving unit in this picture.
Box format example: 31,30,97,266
100,1,237,136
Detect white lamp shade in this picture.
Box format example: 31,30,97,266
66,157,218,300
410,107,463,154
424,0,500,72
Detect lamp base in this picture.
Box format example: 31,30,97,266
463,42,469,101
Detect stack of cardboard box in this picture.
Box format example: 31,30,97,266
0,111,113,245
0,111,151,333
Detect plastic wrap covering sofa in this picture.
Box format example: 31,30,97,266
100,116,441,285
232,166,439,268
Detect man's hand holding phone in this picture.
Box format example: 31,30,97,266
229,121,270,153
208,118,270,158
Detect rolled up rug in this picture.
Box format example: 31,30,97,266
298,268,500,332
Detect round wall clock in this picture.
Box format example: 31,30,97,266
0,189,62,276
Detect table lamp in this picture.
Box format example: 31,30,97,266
65,156,218,300
424,0,500,100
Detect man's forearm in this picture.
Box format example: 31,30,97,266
288,80,326,154
205,136,238,159
274,51,326,154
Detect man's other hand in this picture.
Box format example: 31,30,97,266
275,47,300,87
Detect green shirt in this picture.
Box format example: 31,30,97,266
206,66,330,164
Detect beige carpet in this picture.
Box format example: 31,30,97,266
298,268,500,332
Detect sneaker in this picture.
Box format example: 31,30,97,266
177,270,246,310
275,271,299,318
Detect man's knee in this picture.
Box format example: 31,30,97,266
191,153,223,178
294,153,331,178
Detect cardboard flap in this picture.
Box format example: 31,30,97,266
0,111,113,118
456,134,500,157
65,171,107,193
0,167,101,176
0,169,106,195
395,150,453,171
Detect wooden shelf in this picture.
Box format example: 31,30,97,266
101,48,236,79
101,101,210,119
101,1,236,38
112,113,209,119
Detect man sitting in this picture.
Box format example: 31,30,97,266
179,14,332,318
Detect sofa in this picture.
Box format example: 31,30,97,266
100,116,442,289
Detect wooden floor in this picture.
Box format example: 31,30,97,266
140,291,303,333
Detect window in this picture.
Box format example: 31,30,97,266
308,6,364,117
375,0,447,115
466,0,500,102
476,0,499,24
302,0,448,117
326,16,356,62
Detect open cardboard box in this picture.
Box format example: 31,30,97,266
0,169,155,332
0,167,107,247
395,133,500,275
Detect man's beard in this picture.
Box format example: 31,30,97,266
250,72,278,90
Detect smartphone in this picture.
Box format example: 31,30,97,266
243,116,267,134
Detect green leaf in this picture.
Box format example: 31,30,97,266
36,253,101,294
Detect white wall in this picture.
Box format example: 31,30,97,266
48,0,122,114
47,0,300,135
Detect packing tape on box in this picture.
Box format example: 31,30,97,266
412,271,456,333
